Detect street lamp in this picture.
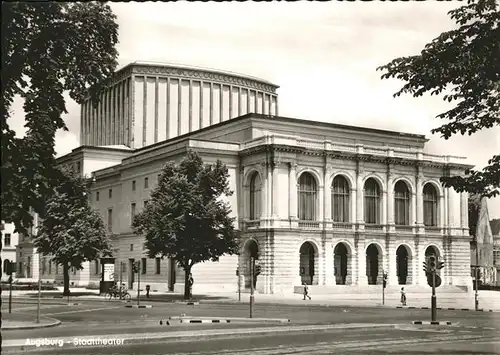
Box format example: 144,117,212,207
474,236,480,311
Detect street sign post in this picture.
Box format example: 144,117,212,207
7,261,15,313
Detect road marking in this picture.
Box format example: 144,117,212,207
43,306,122,316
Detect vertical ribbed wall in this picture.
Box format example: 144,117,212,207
80,64,279,148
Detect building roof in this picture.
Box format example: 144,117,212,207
116,61,280,88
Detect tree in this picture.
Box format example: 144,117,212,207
34,167,113,296
1,2,119,235
377,0,500,198
468,194,482,238
132,150,239,300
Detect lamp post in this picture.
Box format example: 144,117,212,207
474,236,480,311
37,256,42,323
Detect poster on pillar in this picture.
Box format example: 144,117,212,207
103,264,115,282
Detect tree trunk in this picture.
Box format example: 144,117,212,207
183,265,192,300
63,263,70,296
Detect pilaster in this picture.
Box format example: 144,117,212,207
271,158,280,225
415,166,424,234
386,164,395,232
289,162,298,227
324,165,333,226
355,233,367,285
355,161,364,230
386,234,397,285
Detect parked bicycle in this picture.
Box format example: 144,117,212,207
106,284,131,301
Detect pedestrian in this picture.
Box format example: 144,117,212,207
303,282,311,300
188,273,194,300
401,287,407,306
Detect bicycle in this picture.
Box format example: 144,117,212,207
106,286,131,301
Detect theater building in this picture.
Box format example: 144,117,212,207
15,62,474,295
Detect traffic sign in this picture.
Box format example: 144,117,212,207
427,273,442,288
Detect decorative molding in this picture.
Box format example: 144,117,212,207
131,65,278,93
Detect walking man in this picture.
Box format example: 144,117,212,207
400,287,407,306
303,282,311,300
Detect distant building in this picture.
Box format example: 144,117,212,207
13,62,474,294
1,221,19,281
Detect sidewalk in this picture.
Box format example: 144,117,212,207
2,312,61,330
4,287,499,311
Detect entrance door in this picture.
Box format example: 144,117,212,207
128,258,135,289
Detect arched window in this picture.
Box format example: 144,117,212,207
332,175,350,222
394,181,410,225
364,178,381,224
298,172,317,220
423,183,438,227
249,172,261,220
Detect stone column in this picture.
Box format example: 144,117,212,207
210,83,214,126
289,163,298,227
324,167,332,223
356,236,367,285
189,79,193,132
416,169,424,233
239,166,246,229
199,80,204,129
460,192,469,235
154,77,159,143
238,87,242,116
80,103,85,145
166,78,171,139
272,159,280,223
261,162,269,225
247,89,251,113
267,160,272,223
178,79,182,136
143,77,148,146
387,167,395,231
229,85,233,119
356,163,364,229
439,193,445,230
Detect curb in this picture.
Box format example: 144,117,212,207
174,301,199,305
413,320,452,325
167,316,291,324
125,304,153,308
2,317,62,330
181,319,231,324
396,306,495,312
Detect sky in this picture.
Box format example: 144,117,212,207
8,2,500,218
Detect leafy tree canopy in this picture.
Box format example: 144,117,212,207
377,0,499,198
34,166,113,268
133,150,239,298
1,2,119,234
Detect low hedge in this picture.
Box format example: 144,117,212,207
0,282,58,291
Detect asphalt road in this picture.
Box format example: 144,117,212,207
5,324,500,354
2,299,500,354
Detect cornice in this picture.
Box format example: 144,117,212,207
129,65,278,94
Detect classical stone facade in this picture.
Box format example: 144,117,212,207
13,62,474,295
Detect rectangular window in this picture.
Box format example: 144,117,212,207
76,162,81,173
96,191,100,201
131,203,136,225
130,244,134,251
144,200,149,208
144,177,149,189
55,264,59,275
155,257,161,274
141,258,147,274
94,259,99,275
4,233,11,246
107,208,113,232
132,180,136,191
48,260,52,274
108,189,112,199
